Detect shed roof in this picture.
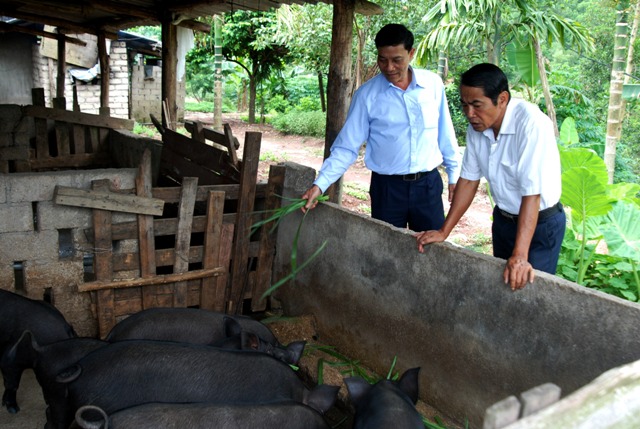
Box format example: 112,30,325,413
0,0,381,37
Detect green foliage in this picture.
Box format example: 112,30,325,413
445,84,467,146
272,111,326,137
126,26,161,41
264,94,291,114
344,182,368,201
132,122,160,139
556,118,640,300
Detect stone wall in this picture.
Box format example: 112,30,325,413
130,64,186,124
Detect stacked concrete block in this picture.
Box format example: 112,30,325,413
0,168,137,336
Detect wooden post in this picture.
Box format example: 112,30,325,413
98,32,110,116
227,132,261,314
91,179,115,338
324,0,355,204
173,177,198,307
200,190,226,310
55,33,66,104
136,149,158,309
161,17,178,130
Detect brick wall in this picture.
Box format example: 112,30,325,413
31,38,186,122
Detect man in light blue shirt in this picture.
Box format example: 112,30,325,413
302,23,460,232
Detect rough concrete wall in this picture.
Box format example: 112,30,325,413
0,34,36,105
273,162,640,429
0,169,137,337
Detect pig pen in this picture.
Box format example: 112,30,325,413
272,162,640,429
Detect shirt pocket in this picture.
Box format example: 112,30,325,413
415,92,439,129
499,159,519,191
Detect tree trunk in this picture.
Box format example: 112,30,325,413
213,15,223,130
324,0,355,204
604,0,631,184
317,70,326,113
248,64,257,124
534,38,559,137
437,49,448,80
623,0,640,112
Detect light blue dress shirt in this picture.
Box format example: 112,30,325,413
313,67,460,192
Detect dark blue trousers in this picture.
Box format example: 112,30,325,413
370,170,445,232
492,204,566,274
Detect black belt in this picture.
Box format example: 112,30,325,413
374,169,435,182
497,202,563,223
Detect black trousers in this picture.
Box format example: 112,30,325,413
369,170,444,232
492,204,566,274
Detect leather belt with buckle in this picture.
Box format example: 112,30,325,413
497,202,563,223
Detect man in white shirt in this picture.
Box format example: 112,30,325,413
415,63,566,290
301,23,460,232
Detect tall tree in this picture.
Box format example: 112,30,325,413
222,10,289,124
605,0,632,183
416,0,593,136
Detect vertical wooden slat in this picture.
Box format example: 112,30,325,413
98,32,110,117
193,120,206,143
223,123,239,167
32,88,49,160
72,125,85,154
251,165,285,311
136,149,158,309
227,132,261,314
91,179,115,338
173,177,198,307
200,190,225,310
217,224,234,313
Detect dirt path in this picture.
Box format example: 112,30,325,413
186,112,493,251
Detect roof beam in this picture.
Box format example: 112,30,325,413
0,21,87,45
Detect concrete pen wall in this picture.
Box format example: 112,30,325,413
272,162,640,428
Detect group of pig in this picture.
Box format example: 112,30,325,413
1,289,425,428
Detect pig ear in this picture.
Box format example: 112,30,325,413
344,376,372,405
239,331,260,350
75,405,108,429
396,367,420,404
4,330,39,366
56,364,82,383
223,317,242,337
285,341,306,365
305,384,340,414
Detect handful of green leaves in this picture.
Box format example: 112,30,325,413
251,195,329,300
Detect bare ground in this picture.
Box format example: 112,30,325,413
187,112,494,251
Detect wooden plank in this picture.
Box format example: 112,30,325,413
54,185,165,216
215,223,234,313
79,267,225,292
227,132,261,314
200,190,225,310
223,123,239,168
184,120,230,147
72,125,85,154
91,179,115,339
29,152,111,170
136,149,158,309
55,122,71,156
161,128,239,181
31,88,50,159
160,148,233,186
152,183,268,203
252,165,285,311
173,177,198,307
23,105,134,130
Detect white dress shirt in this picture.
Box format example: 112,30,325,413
460,98,561,215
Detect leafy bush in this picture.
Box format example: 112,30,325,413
265,94,291,114
272,110,326,137
185,101,214,112
445,83,468,146
294,96,321,112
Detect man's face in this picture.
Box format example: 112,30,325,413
377,44,414,87
459,85,508,135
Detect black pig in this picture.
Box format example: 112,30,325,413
52,340,333,429
73,386,338,429
104,307,304,364
345,367,423,429
0,289,76,413
5,331,106,414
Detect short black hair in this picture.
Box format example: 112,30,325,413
375,24,414,51
460,63,510,105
